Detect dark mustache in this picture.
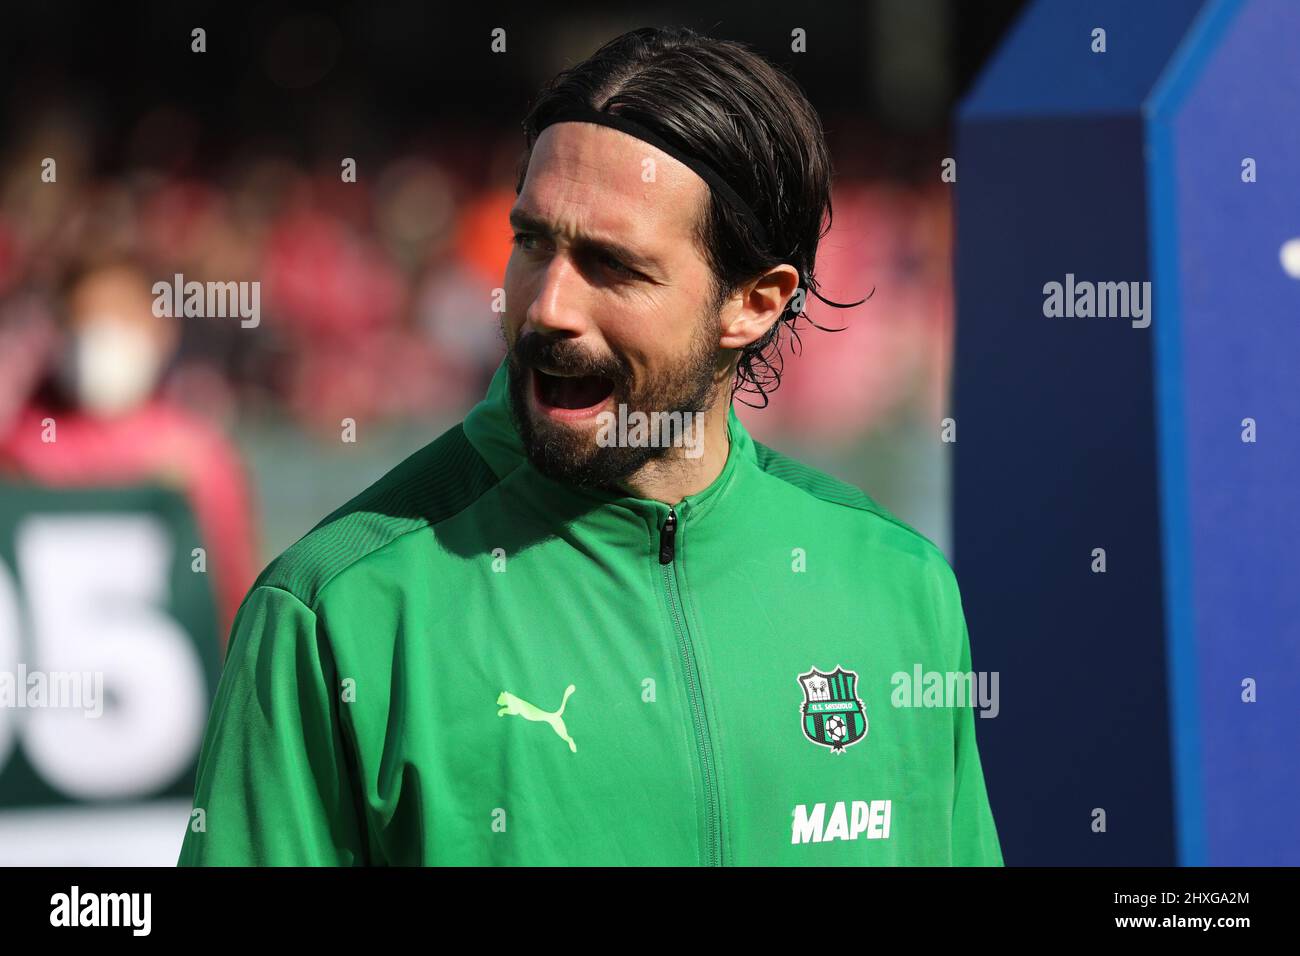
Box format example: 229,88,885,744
512,332,627,381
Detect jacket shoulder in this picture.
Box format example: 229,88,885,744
751,439,943,553
751,440,965,628
255,423,498,607
751,440,916,529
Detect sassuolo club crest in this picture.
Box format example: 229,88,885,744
798,666,867,753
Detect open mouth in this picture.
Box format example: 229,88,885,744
531,367,616,416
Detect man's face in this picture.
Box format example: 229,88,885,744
502,121,725,488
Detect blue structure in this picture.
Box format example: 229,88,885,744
955,0,1298,865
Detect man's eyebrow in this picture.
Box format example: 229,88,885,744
508,208,663,275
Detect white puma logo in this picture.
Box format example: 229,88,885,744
496,684,577,753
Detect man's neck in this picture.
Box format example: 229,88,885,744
613,399,733,506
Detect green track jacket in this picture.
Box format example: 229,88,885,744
179,361,1003,866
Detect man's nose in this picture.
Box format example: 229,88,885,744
523,254,590,338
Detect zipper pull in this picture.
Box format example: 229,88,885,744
658,508,678,564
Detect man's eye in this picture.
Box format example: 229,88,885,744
509,234,551,256
600,253,636,277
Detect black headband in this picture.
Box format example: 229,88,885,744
536,105,770,249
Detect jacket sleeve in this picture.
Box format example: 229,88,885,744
178,585,366,865
949,608,1004,866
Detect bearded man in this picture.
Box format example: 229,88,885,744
180,26,1002,867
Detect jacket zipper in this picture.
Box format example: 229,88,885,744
658,506,722,866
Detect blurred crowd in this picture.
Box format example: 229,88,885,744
0,109,956,446
0,112,519,439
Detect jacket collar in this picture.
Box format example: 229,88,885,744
463,357,756,522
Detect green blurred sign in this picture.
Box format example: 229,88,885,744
0,481,220,808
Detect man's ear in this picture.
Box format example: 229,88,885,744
718,264,802,350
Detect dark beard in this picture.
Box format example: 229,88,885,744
506,325,719,490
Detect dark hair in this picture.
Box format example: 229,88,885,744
516,26,865,407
